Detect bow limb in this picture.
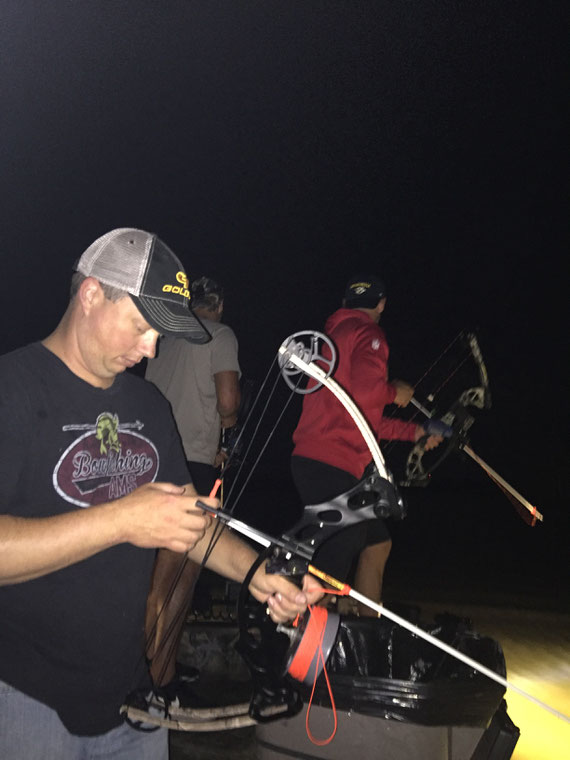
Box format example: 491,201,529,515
457,332,492,410
277,345,388,480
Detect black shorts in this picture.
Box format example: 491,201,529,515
290,456,391,581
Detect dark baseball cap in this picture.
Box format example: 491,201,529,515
75,228,211,343
344,274,387,308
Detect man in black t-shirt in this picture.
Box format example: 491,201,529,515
0,229,322,760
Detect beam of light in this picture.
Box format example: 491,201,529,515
416,603,569,760
508,678,570,759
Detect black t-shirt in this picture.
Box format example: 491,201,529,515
0,343,190,735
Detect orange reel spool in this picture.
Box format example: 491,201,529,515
285,607,340,686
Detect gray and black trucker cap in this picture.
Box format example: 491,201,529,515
75,228,211,343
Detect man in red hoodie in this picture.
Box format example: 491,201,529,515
291,274,441,614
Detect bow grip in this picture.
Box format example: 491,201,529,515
422,418,454,438
265,547,309,587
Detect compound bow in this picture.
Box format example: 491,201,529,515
402,331,491,486
400,331,542,523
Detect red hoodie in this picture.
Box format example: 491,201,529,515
292,309,417,479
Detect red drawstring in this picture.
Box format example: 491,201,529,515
286,604,338,745
304,605,338,746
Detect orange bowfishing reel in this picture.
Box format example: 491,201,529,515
281,605,340,686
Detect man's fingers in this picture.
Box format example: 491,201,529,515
118,483,220,551
424,435,444,451
302,574,325,604
266,591,306,623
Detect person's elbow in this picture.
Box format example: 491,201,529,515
214,370,241,425
217,389,241,425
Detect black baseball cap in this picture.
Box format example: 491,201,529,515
344,274,387,308
75,228,211,343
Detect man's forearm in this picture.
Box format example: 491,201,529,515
0,482,215,586
0,508,122,586
187,522,256,583
378,416,418,442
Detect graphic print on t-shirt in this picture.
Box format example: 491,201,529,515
53,412,159,507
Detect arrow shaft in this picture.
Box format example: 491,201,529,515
410,398,543,522
410,396,434,419
461,444,543,521
346,588,566,722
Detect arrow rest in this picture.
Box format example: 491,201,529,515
278,331,337,394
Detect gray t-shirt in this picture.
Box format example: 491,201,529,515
146,320,240,464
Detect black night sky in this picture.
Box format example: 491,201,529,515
1,2,567,604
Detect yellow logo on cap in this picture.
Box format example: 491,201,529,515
162,271,190,300
351,281,371,294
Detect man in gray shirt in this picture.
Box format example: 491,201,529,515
146,277,241,495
